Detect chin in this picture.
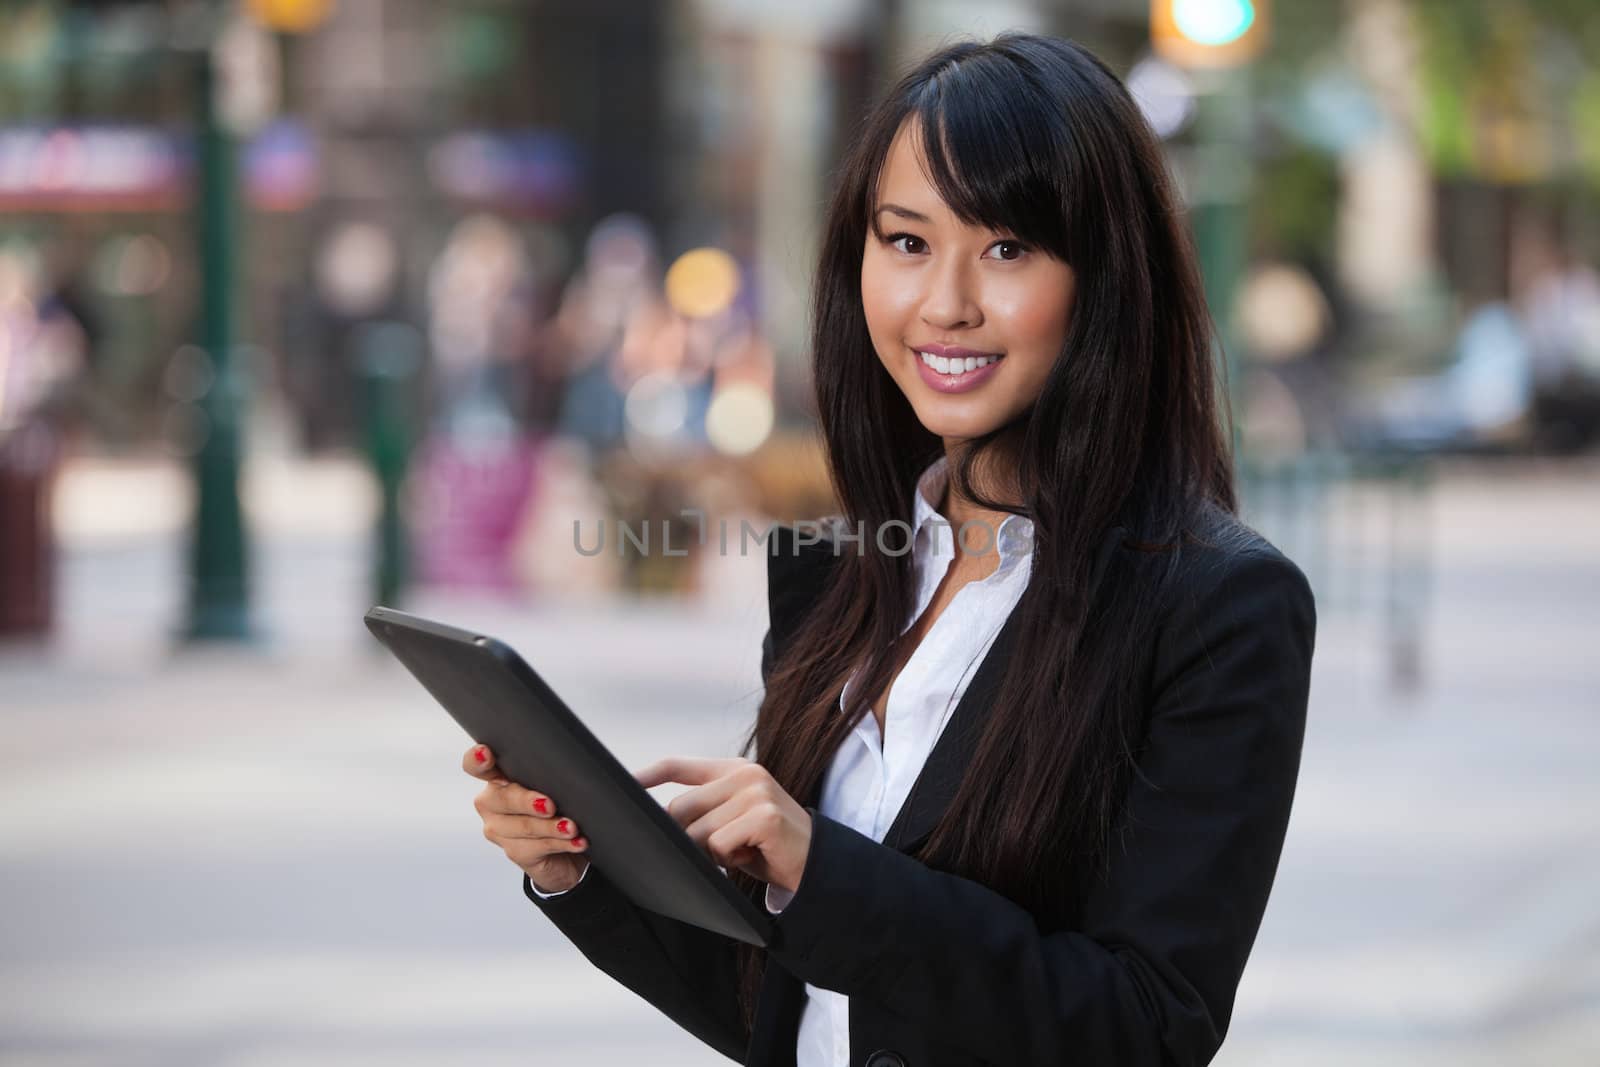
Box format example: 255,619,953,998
909,405,1007,442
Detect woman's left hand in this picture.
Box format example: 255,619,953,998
634,756,812,894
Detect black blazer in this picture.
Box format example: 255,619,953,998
525,508,1317,1067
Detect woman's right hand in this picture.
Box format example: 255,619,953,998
465,744,590,894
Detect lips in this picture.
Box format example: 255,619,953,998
912,345,1005,394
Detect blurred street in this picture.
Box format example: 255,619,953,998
2,2,1597,1062
1,452,1596,1066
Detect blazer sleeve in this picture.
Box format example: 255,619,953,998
517,620,790,1063
761,547,1317,1066
521,525,828,1061
520,861,747,1062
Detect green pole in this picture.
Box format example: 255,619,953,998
1191,65,1253,459
359,322,422,608
184,35,253,641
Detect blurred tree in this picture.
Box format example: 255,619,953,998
1251,142,1341,261
1249,0,1345,76
1230,0,1363,265
1411,0,1600,185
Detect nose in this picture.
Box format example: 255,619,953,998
918,256,982,331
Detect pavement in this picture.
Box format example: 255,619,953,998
1,450,1596,1066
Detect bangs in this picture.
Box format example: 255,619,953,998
883,58,1074,261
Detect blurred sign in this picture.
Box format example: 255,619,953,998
0,122,317,212
1151,0,1270,69
244,119,319,211
0,125,183,211
427,130,581,216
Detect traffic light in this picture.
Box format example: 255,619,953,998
1151,0,1270,69
248,0,335,34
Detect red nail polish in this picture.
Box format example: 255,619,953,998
473,747,487,763
533,798,549,814
557,819,570,834
573,837,587,849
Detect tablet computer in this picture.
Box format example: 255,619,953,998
364,605,773,948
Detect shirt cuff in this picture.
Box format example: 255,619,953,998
528,862,589,899
765,882,795,914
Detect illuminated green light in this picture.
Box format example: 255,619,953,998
1173,0,1256,45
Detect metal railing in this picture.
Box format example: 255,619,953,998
1238,446,1435,695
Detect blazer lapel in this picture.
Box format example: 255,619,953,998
750,522,1128,1062
879,523,1129,854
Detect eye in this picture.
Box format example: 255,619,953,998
885,232,927,255
985,239,1030,262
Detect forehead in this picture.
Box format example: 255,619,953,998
874,119,943,213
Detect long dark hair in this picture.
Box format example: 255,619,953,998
728,32,1238,1035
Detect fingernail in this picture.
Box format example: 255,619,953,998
533,798,549,814
572,837,587,849
557,819,570,835
474,747,487,763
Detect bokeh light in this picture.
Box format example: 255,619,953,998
705,381,774,456
623,370,690,444
1173,0,1257,46
1127,54,1196,139
664,246,740,319
247,0,335,35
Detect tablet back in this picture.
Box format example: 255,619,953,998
365,606,772,948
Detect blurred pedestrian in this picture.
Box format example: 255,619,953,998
549,213,673,455
1519,240,1600,452
412,215,544,594
0,244,88,637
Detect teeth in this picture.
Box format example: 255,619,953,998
920,351,999,375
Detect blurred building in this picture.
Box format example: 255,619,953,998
1,0,1597,463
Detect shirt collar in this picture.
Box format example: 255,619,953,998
911,454,1033,567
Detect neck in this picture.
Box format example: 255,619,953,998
938,437,1023,560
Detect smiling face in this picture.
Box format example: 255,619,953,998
861,118,1077,446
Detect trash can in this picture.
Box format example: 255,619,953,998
0,417,60,638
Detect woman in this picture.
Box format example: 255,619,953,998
468,31,1315,1067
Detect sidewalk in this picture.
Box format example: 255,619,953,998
1,453,1596,1065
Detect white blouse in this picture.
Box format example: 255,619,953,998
531,453,1034,1067
765,453,1034,1067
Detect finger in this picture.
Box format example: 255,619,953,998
475,780,559,818
491,779,560,818
635,756,743,790
704,805,778,871
463,744,500,780
663,774,745,831
502,836,587,870
481,810,579,842
634,757,688,789
682,793,745,852
662,761,772,828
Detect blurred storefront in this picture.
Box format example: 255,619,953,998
3,0,1598,611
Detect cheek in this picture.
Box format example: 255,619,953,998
992,282,1072,349
990,278,1073,398
857,271,908,367
860,259,916,355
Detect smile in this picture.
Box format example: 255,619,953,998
919,350,1001,374
913,348,1005,394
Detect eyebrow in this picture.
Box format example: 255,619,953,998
874,203,932,224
